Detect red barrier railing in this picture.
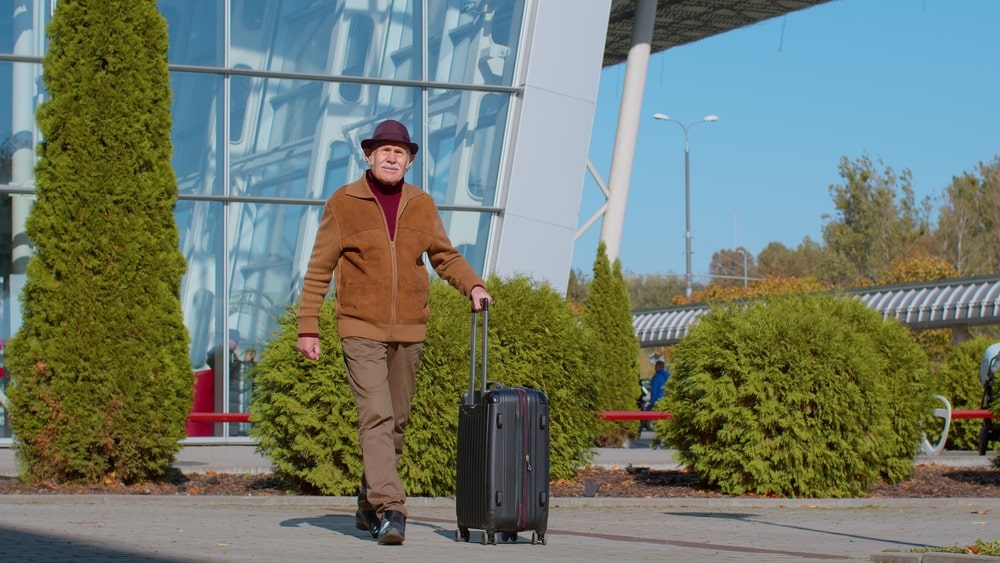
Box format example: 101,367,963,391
181,408,994,426
950,409,995,419
600,410,994,421
186,412,251,423
601,411,672,421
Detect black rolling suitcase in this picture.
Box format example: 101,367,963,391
455,302,550,546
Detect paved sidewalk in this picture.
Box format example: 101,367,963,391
1,442,999,562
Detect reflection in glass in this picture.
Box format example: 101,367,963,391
161,0,222,67
171,72,223,195
1,0,528,441
439,209,492,275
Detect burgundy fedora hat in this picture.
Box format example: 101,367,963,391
361,119,419,155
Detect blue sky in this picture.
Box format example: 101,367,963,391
571,0,1000,280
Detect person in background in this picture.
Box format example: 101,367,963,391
206,329,256,435
979,342,1000,387
206,328,255,375
647,360,670,411
295,119,491,546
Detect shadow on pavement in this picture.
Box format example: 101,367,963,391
0,523,194,562
669,511,929,548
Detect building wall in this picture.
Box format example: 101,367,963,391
0,0,609,440
494,0,610,288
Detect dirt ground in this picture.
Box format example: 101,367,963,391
1,462,999,498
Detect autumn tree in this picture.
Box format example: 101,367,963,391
708,247,756,289
821,154,931,284
4,0,191,483
932,156,1000,276
624,272,686,310
756,237,825,279
565,267,589,313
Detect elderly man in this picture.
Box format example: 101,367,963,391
296,119,491,545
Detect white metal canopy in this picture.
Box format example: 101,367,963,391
632,275,1000,347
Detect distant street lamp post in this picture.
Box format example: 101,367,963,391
652,113,718,297
737,249,749,288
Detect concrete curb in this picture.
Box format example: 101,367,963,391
872,552,1000,562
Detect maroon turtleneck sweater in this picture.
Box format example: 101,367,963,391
366,170,402,241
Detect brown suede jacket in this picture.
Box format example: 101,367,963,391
296,174,485,343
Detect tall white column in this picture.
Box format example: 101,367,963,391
599,0,656,263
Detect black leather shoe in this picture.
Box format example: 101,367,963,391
355,508,380,539
377,510,406,545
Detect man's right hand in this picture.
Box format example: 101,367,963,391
297,336,321,360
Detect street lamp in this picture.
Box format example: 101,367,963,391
736,249,749,288
653,113,718,297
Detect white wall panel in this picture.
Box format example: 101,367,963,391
493,0,611,291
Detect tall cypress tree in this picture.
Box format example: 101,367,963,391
582,241,641,445
5,0,191,483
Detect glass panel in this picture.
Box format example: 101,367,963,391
424,0,525,87
159,0,223,66
177,199,224,438
425,88,511,208
1,1,52,57
234,0,338,75
231,75,318,199
230,66,253,144
323,141,354,198
0,62,12,183
339,13,374,102
0,355,9,438
178,199,226,370
437,209,492,275
226,200,311,435
0,197,8,438
171,72,223,195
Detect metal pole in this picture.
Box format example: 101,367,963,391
683,134,692,298
737,249,748,288
652,114,717,298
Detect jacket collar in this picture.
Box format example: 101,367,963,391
344,173,424,203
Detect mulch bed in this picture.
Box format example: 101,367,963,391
1,463,999,498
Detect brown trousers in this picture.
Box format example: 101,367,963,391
341,336,422,517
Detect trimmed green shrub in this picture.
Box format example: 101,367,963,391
582,242,641,445
925,338,994,451
250,276,597,495
484,275,600,476
660,293,933,497
4,0,190,483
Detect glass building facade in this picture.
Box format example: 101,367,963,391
0,0,608,443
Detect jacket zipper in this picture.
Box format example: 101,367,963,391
388,197,407,341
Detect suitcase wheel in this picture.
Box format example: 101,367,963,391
455,527,470,542
481,531,496,545
500,531,518,543
531,531,547,545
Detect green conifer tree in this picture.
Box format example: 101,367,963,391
582,241,641,445
5,0,191,483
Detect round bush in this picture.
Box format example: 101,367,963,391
659,293,933,497
249,276,598,495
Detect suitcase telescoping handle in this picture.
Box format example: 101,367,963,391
466,299,489,406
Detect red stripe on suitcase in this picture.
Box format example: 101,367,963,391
517,388,529,530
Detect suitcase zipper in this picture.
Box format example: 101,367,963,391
517,388,529,530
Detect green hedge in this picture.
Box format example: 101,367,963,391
582,242,641,445
5,0,190,484
249,276,599,495
659,293,933,497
